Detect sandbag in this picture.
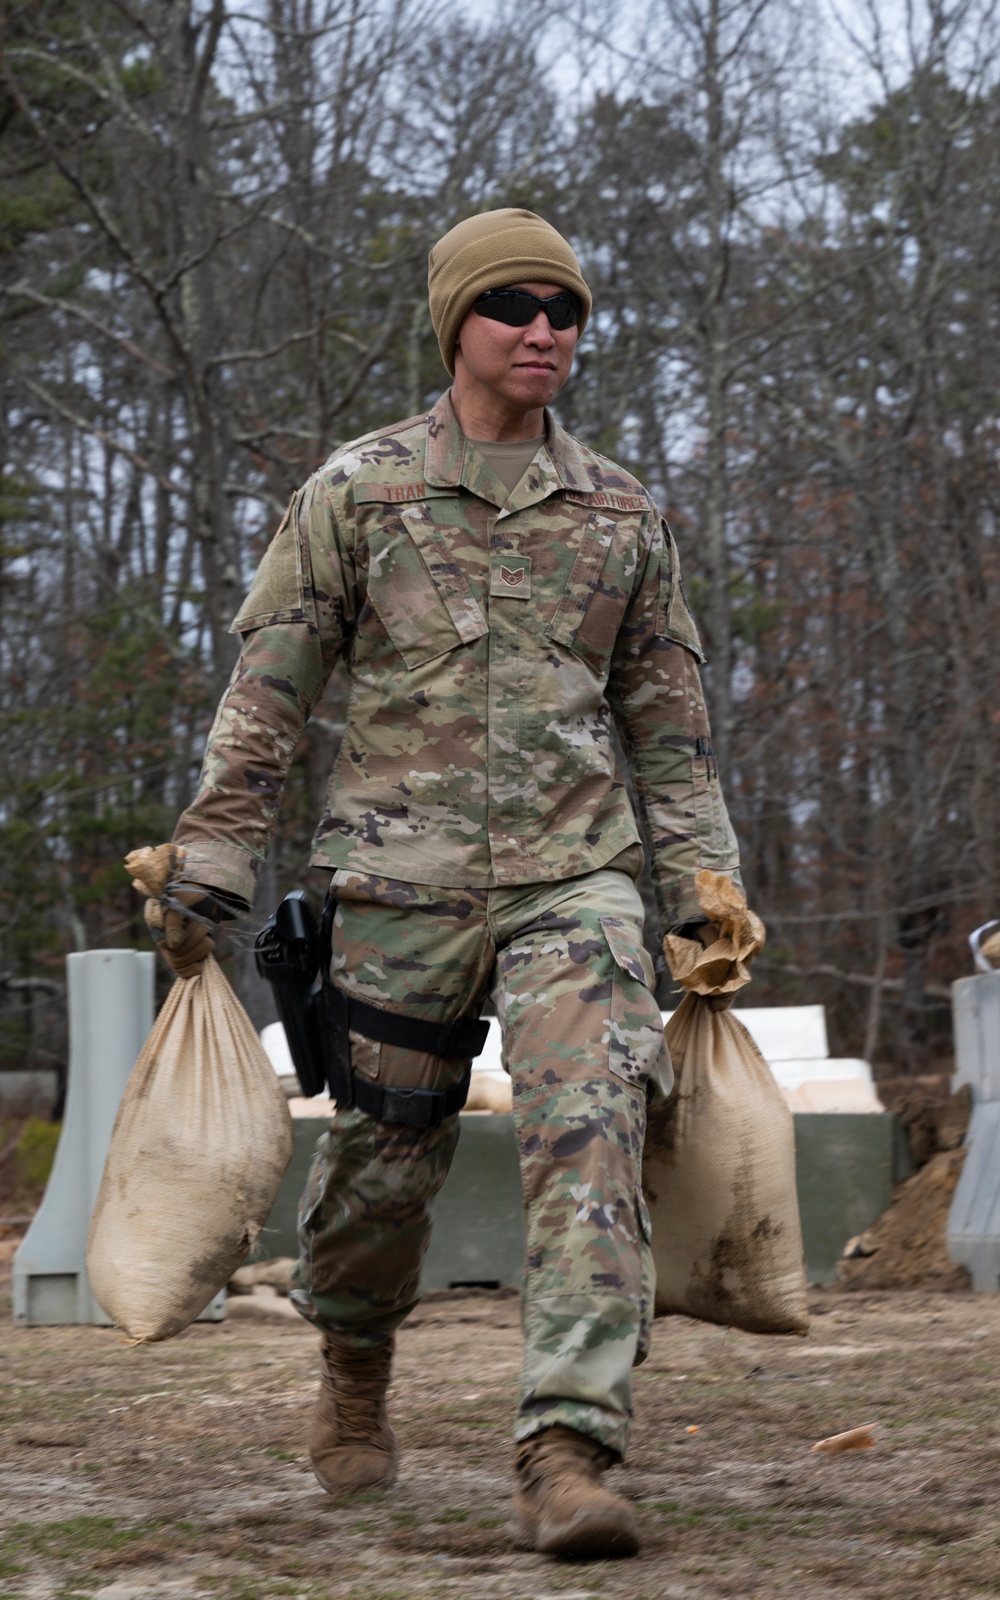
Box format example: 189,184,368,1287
87,859,293,1341
981,926,1000,969
644,991,809,1335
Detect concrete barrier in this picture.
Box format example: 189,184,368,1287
261,1107,912,1290
948,972,1000,1290
13,951,155,1325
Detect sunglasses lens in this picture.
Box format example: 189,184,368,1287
475,291,536,326
474,291,581,330
546,296,579,330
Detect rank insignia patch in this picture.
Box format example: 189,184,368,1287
490,557,532,599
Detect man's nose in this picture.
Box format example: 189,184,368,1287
523,313,555,347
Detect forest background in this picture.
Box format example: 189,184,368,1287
1,0,998,1082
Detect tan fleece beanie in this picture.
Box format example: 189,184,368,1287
428,208,592,375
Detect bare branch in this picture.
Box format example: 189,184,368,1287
20,377,184,496
2,284,177,379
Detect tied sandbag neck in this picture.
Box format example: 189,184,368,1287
127,842,229,928
160,879,229,927
126,843,256,949
663,870,766,1000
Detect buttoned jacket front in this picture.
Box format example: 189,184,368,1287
176,393,739,927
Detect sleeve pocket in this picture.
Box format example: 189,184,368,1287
656,521,705,662
230,496,313,634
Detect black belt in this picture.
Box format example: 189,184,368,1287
324,983,490,1130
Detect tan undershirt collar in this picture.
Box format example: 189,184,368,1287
468,434,545,497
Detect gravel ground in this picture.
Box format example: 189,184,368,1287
2,1279,1000,1599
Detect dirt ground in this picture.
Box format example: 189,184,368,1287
2,1268,1000,1600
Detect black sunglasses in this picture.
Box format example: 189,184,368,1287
473,288,581,331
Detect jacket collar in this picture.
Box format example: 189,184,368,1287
424,390,596,507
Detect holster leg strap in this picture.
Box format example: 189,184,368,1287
323,983,489,1129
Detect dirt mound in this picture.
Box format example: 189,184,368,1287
837,1147,970,1292
877,1079,970,1167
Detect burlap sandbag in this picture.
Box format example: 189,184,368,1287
644,871,809,1336
982,927,1000,969
86,854,293,1342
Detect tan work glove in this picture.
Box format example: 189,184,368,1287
663,870,766,1011
126,843,226,980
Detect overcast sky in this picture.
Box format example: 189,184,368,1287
520,0,999,119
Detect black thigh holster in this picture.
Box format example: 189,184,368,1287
255,888,490,1129
324,983,490,1130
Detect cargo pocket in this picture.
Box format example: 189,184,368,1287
600,915,666,1091
547,511,631,675
365,502,487,669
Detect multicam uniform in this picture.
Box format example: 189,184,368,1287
174,390,740,1458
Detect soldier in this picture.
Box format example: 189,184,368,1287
143,209,751,1560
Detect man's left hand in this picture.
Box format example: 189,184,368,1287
663,873,766,1005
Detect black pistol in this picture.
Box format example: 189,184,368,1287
254,891,327,1098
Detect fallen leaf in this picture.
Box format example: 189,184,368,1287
810,1423,875,1454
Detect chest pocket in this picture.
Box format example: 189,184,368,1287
365,501,487,670
546,510,632,675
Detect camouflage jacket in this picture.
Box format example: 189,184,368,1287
174,392,740,927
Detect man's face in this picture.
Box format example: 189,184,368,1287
453,281,579,414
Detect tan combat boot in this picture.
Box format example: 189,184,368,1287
309,1332,399,1495
511,1425,640,1559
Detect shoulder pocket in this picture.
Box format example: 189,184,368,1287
656,522,705,662
230,497,312,634
546,510,632,675
366,503,487,670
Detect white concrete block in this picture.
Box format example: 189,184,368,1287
767,1057,875,1091
781,1078,884,1114
260,1019,297,1079
661,1004,829,1061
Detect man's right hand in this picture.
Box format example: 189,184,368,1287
144,891,217,979
127,843,237,980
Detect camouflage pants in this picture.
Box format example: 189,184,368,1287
292,867,671,1459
